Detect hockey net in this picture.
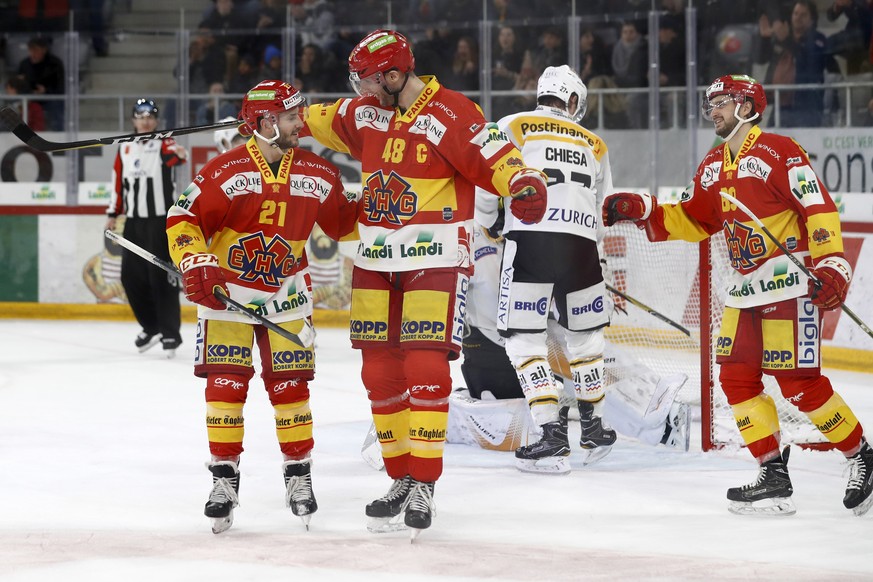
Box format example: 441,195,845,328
591,222,827,451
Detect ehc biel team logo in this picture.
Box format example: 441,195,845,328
363,170,417,225
724,219,766,271
228,233,296,286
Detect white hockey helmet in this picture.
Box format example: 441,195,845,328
213,117,242,153
536,65,587,122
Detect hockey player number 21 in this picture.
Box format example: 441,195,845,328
260,200,287,226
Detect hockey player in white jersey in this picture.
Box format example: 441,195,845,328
446,208,690,464
481,65,618,473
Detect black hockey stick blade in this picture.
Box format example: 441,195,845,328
104,229,306,346
606,283,692,337
1,106,241,152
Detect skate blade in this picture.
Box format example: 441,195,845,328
728,497,796,516
299,514,312,530
164,349,176,359
580,445,613,466
137,337,161,353
366,515,407,533
210,514,234,534
410,527,423,543
515,456,571,475
850,494,873,517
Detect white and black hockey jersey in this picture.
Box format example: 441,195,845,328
498,106,613,240
107,138,185,219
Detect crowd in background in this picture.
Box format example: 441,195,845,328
1,0,872,130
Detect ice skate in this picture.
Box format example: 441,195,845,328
366,475,412,533
135,331,161,353
727,446,795,516
283,459,317,529
204,461,240,534
515,420,571,475
577,401,616,466
844,439,873,517
403,479,436,542
660,402,691,452
161,337,181,359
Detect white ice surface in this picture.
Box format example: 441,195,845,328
1,320,872,581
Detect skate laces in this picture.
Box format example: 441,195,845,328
378,476,410,503
844,453,868,492
403,482,435,516
285,472,313,506
210,476,240,506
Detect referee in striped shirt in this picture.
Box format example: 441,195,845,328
105,98,188,357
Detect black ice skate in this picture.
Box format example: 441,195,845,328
727,446,795,516
844,439,873,517
205,461,240,534
283,459,317,529
515,420,571,474
403,479,436,542
135,331,161,353
365,475,412,533
161,337,181,359
578,400,617,466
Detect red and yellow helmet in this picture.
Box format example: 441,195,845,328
702,74,767,121
238,80,305,136
348,30,414,95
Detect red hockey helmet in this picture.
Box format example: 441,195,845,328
348,30,414,95
238,80,305,136
702,74,767,121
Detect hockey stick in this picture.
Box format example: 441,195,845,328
719,191,873,339
605,283,692,337
0,106,240,152
104,230,307,346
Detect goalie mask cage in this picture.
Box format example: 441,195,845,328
599,223,828,451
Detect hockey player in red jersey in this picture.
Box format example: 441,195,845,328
302,29,548,537
603,74,873,517
166,80,358,533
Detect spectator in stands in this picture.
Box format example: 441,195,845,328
411,27,453,81
227,54,259,95
195,82,239,125
248,0,285,65
492,25,525,119
583,75,630,129
611,20,648,128
785,0,839,127
756,5,794,117
530,27,565,74
292,0,337,56
825,0,873,75
445,35,479,92
260,44,283,80
578,27,610,84
17,36,65,131
5,75,46,131
198,0,254,81
296,44,331,94
654,15,686,127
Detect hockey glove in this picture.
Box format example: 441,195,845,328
808,255,852,311
508,168,548,224
602,192,656,227
179,253,229,311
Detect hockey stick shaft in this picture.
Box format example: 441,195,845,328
104,230,305,346
0,106,240,152
719,191,873,339
605,283,691,336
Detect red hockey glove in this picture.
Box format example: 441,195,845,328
508,168,548,224
179,253,229,310
808,256,852,311
602,192,656,227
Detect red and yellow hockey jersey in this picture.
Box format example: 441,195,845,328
166,139,359,323
645,125,843,308
303,76,528,272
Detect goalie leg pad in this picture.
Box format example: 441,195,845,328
447,390,530,451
